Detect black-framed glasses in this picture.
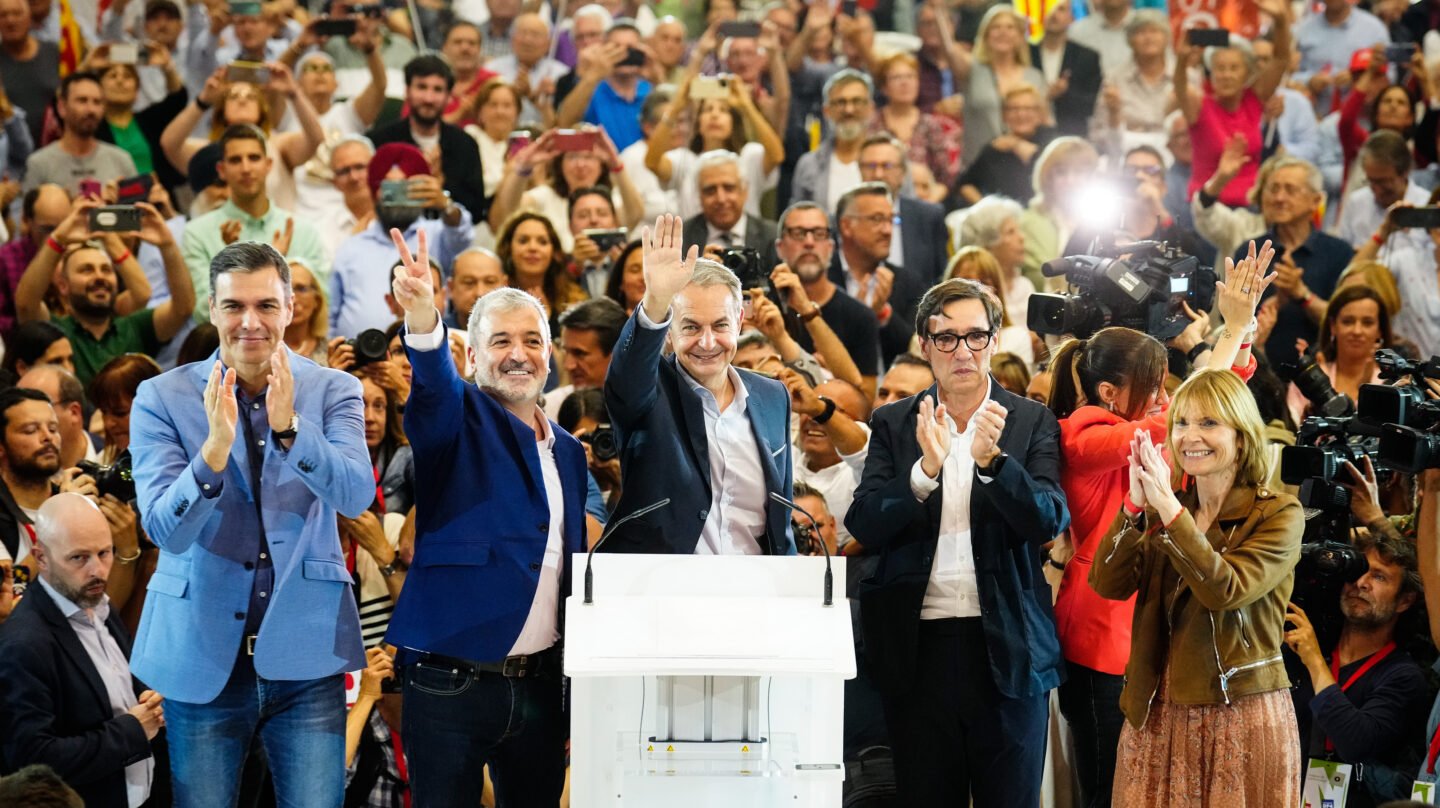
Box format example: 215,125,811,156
928,330,995,353
782,226,832,241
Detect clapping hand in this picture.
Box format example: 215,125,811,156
1131,431,1179,523
970,400,1007,468
640,214,700,322
201,361,238,473
265,346,295,443
915,396,952,479
1126,430,1149,513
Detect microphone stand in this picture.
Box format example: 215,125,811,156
769,491,834,607
583,498,670,604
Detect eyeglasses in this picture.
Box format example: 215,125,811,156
928,330,995,353
782,226,832,241
827,97,871,110
859,161,900,173
843,213,892,227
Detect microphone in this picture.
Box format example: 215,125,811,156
583,498,670,604
769,491,834,607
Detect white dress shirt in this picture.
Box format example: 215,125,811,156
37,577,153,807
908,380,996,619
405,317,564,654
706,215,748,249
638,305,768,555
794,423,870,547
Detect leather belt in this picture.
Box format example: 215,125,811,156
418,647,560,679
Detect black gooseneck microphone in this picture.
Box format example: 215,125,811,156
583,498,671,604
769,491,834,607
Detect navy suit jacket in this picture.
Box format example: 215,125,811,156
602,309,796,555
0,584,154,808
898,196,951,284
846,381,1070,699
1030,41,1102,137
385,326,588,664
682,213,781,272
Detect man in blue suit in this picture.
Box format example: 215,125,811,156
383,229,586,806
603,214,795,555
128,242,373,808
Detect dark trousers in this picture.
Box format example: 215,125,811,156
1056,660,1126,808
883,617,1049,806
401,659,566,808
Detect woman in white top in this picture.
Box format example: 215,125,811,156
487,125,645,252
946,244,1035,369
461,78,522,198
960,195,1036,342
159,64,324,211
643,73,784,221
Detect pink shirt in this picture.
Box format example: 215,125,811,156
1188,88,1264,209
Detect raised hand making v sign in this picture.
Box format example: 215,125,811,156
391,227,436,333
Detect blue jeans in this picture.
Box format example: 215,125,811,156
402,659,566,808
166,653,345,808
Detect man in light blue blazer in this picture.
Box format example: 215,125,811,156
128,242,372,808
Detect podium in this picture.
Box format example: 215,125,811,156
564,553,856,807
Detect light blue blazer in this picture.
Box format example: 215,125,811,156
127,349,371,704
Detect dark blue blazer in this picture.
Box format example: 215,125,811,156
846,381,1070,699
602,309,796,555
0,584,154,808
385,327,588,664
898,196,951,284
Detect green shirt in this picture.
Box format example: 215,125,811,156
53,308,160,385
182,199,330,324
108,118,152,175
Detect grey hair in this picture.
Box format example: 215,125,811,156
1126,9,1168,41
696,148,741,175
330,133,375,160
677,259,743,310
1201,34,1256,76
836,181,893,221
466,287,551,352
573,3,613,27
1031,136,1098,208
822,68,873,104
210,242,291,302
779,200,830,230
1359,129,1414,175
960,195,1024,250
1263,155,1325,196
455,246,500,263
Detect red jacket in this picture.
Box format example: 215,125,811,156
1053,406,1167,675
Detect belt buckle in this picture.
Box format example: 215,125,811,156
246,635,257,656
502,655,527,678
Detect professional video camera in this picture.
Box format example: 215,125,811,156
1026,238,1215,341
1362,350,1440,472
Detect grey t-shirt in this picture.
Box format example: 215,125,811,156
23,142,137,195
0,41,60,146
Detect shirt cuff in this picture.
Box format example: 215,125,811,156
403,314,446,351
192,455,224,499
636,303,671,330
909,458,940,501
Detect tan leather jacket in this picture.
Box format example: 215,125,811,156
1090,483,1303,729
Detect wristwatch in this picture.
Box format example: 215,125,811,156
1186,341,1211,363
379,557,409,577
273,413,300,441
812,396,837,425
799,301,822,322
979,452,1007,476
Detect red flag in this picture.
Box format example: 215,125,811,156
56,0,87,76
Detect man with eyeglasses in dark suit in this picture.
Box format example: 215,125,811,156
847,277,1070,806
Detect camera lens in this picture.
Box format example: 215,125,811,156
349,329,389,368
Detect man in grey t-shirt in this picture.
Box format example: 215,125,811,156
23,72,136,195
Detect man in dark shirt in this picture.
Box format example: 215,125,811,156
0,0,58,145
368,54,487,223
1285,531,1430,808
774,201,881,388
1230,157,1352,370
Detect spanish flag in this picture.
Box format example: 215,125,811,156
1015,0,1064,43
56,0,87,76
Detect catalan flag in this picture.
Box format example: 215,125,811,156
1015,0,1065,43
56,0,87,76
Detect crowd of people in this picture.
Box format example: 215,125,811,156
4,0,1440,805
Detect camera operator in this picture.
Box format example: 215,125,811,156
1285,523,1429,808
344,645,408,807
1285,286,1393,425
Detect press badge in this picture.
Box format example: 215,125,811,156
1301,759,1351,808
1414,780,1438,805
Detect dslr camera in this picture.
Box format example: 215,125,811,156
347,329,389,369
77,451,137,503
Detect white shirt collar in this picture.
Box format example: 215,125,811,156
678,363,749,417
38,575,111,623
707,216,748,246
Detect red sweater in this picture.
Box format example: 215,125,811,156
1053,406,1167,675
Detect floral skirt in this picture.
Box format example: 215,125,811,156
1112,669,1301,807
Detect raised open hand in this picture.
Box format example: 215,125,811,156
1216,239,1277,329
640,213,700,321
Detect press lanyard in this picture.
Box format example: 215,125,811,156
389,722,411,808
1326,642,1396,753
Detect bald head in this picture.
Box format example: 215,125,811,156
512,13,551,64
816,379,871,421
34,493,114,609
26,184,71,247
